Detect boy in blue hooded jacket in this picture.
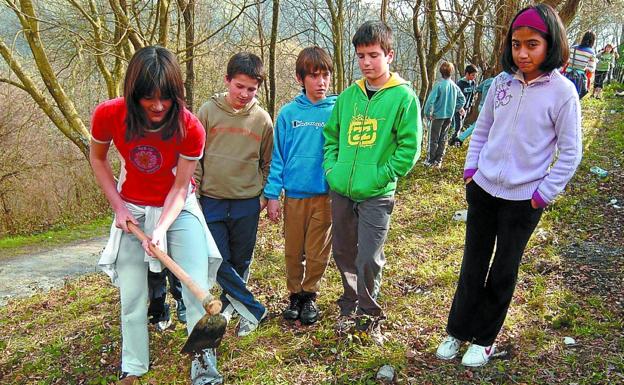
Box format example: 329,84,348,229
264,47,336,325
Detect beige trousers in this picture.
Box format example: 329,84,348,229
283,195,332,293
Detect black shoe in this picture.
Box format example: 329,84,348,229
299,292,319,325
282,292,302,320
449,137,462,147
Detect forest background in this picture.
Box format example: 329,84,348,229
0,0,622,236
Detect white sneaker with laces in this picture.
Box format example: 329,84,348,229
156,318,172,332
435,335,461,360
237,309,267,337
461,343,496,367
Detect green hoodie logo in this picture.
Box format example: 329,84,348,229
348,115,378,147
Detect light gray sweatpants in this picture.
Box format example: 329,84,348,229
116,210,222,384
330,191,394,317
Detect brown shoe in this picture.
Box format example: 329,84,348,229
117,373,140,385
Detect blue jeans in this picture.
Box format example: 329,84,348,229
199,197,266,322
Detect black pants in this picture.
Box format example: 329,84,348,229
147,269,183,322
447,181,543,345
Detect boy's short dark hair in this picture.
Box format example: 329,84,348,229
352,21,393,55
465,64,478,74
501,3,569,74
226,52,266,85
440,61,454,79
296,46,333,83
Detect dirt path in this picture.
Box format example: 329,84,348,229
0,237,107,306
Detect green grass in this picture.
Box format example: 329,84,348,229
0,215,111,261
0,86,623,384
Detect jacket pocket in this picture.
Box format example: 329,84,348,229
284,155,327,195
202,153,262,196
326,160,350,195
349,162,385,198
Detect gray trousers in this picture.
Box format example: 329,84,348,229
330,191,394,317
427,118,452,163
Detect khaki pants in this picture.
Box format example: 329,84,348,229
283,195,332,294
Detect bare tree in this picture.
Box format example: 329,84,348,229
325,0,346,92
0,0,257,158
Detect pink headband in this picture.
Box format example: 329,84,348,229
512,8,548,35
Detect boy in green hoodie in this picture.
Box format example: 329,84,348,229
195,52,273,337
323,21,422,343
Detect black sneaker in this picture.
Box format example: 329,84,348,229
149,303,171,332
282,292,302,320
449,137,463,147
299,292,319,324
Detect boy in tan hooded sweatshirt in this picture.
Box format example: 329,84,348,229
195,52,273,337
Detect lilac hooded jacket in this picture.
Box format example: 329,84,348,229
464,70,582,207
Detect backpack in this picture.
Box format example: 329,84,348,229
564,48,589,99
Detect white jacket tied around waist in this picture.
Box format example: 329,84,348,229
98,192,222,288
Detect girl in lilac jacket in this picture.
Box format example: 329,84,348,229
436,3,582,367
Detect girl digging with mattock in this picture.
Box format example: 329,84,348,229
436,3,582,367
90,46,223,385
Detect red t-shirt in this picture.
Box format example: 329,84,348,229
91,97,205,207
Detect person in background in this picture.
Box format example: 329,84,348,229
564,30,596,98
454,69,495,147
422,61,465,168
449,64,478,147
592,42,619,99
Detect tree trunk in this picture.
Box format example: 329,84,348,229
471,0,486,73
158,0,171,46
412,0,428,102
419,0,481,98
177,0,195,110
268,0,280,119
380,0,389,23
490,0,520,74
326,0,345,92
10,0,90,158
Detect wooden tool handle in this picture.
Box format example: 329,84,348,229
127,222,213,309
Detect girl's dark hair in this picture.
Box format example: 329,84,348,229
579,31,596,48
123,46,186,141
501,3,569,75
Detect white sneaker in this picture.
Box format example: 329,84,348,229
155,318,172,332
221,304,236,324
461,343,495,367
237,309,267,337
435,335,461,360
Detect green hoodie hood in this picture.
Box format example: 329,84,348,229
323,72,422,201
